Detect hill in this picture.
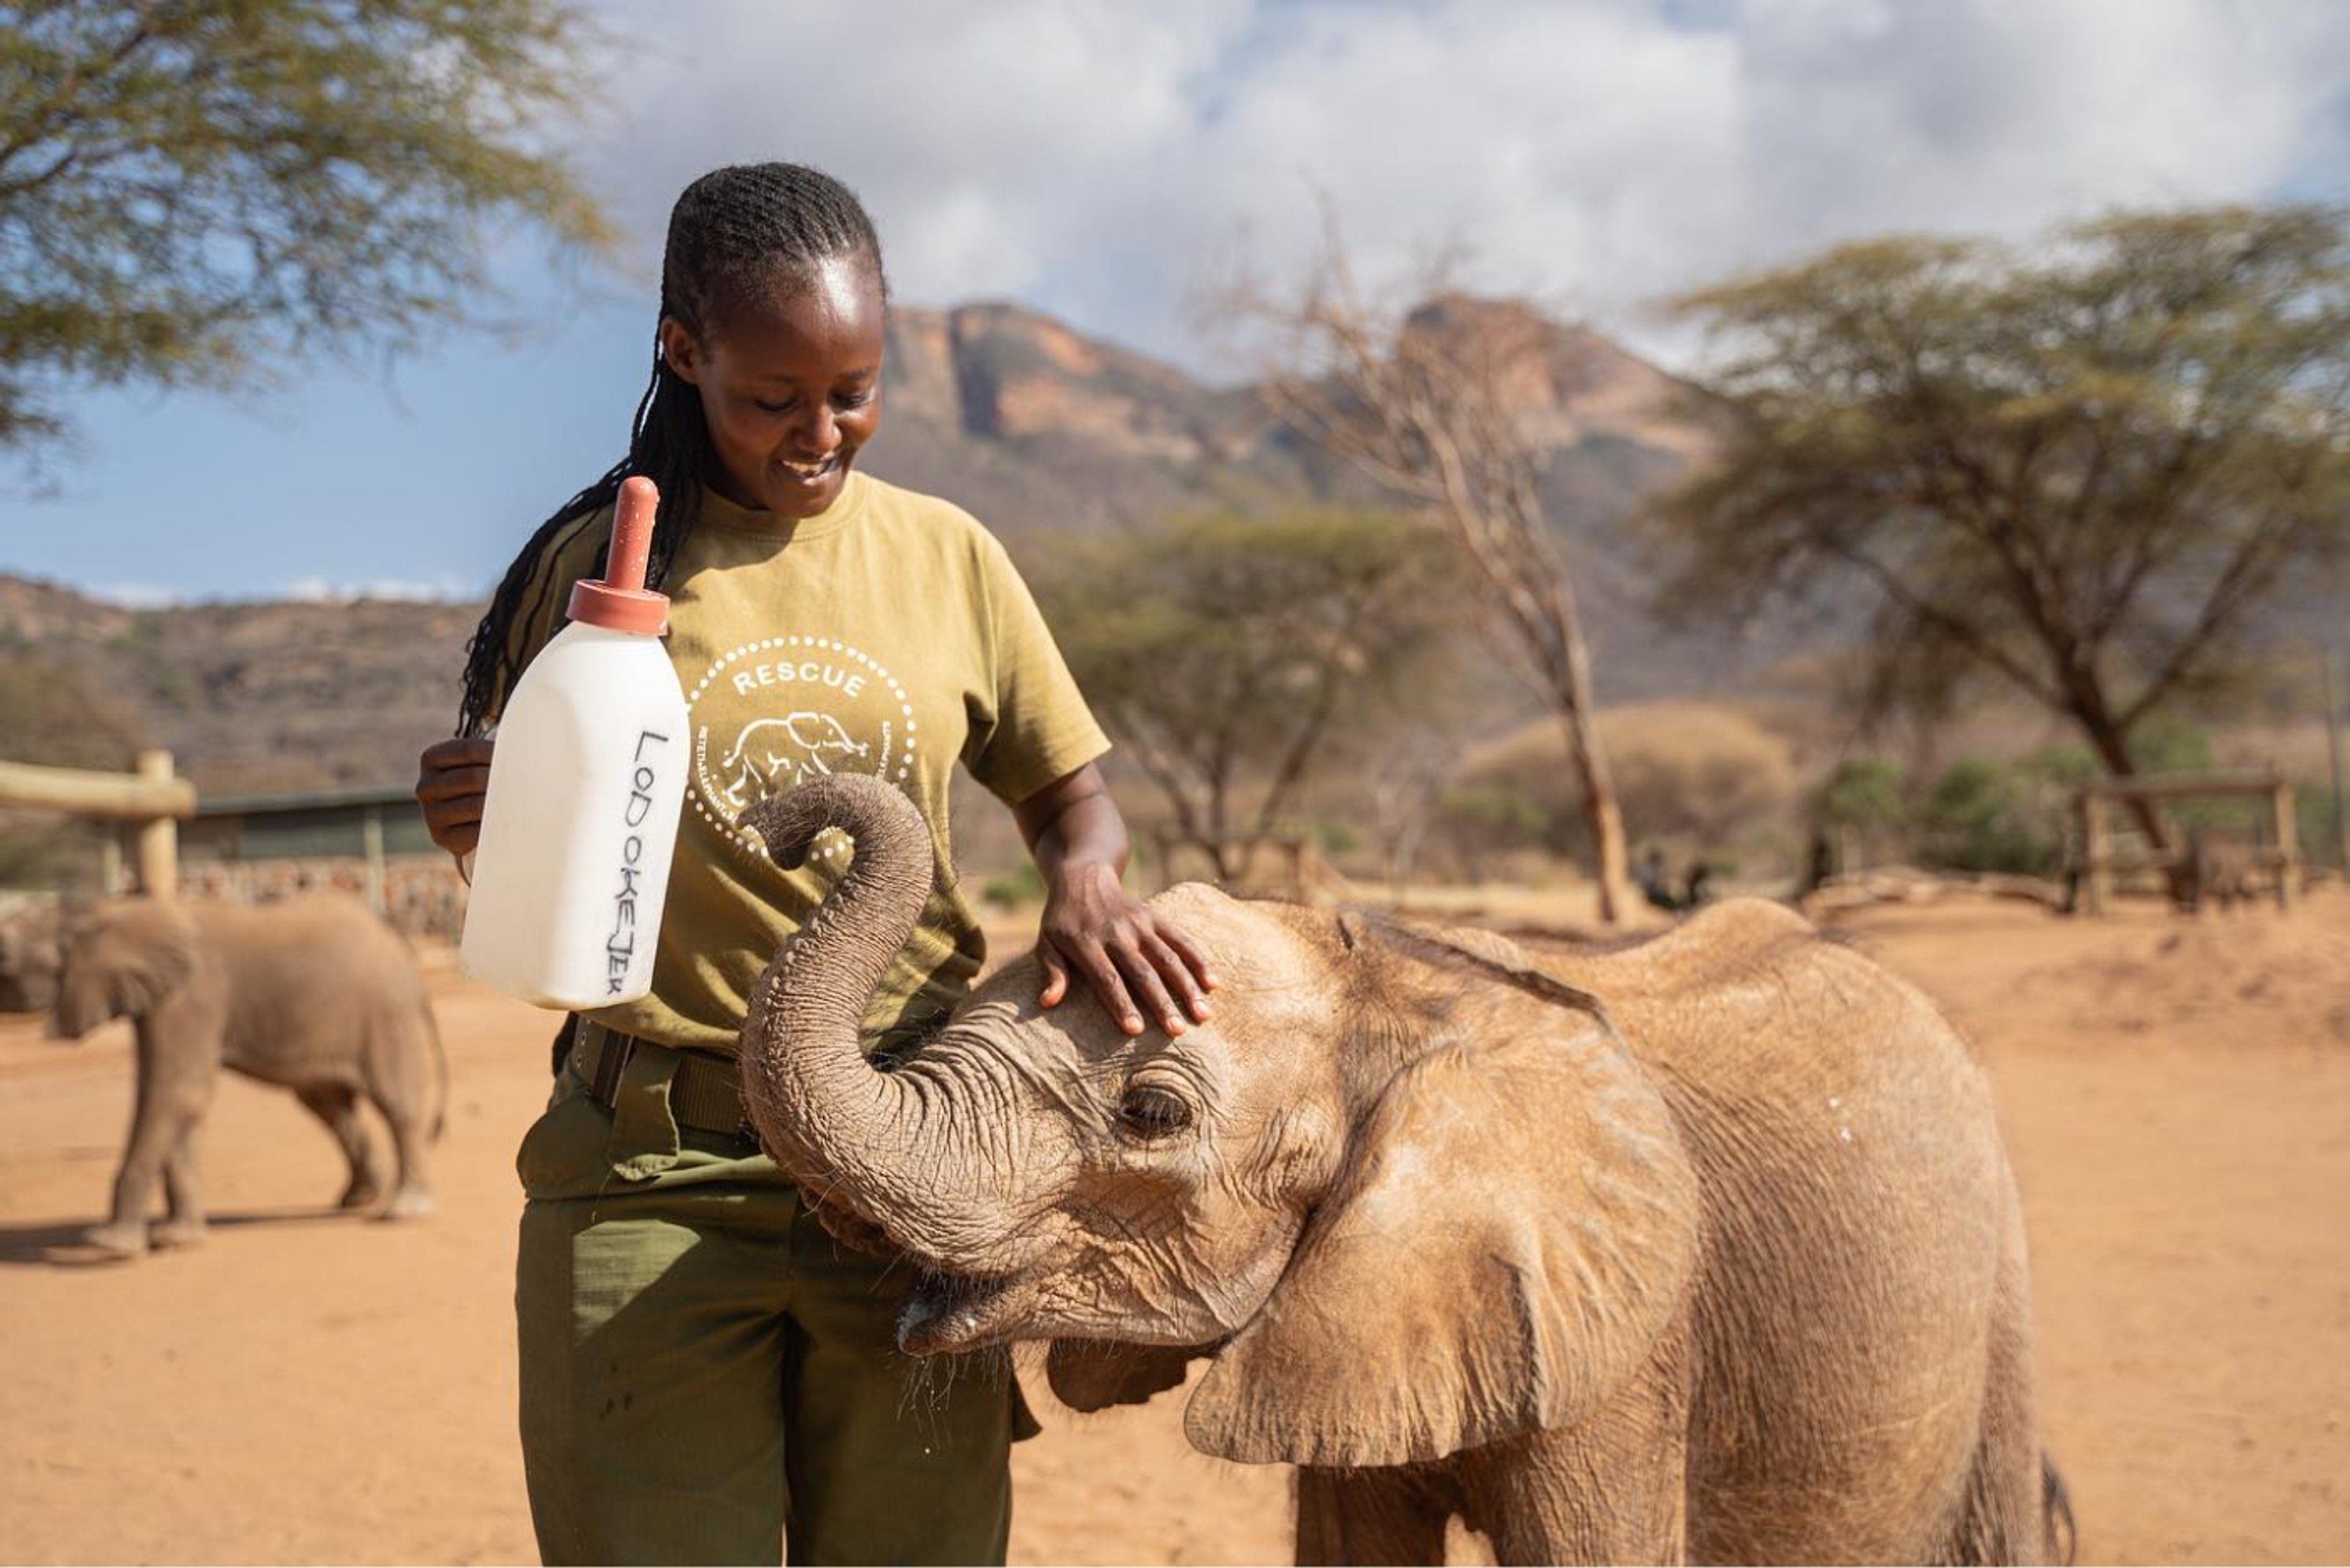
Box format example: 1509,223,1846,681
0,296,1762,796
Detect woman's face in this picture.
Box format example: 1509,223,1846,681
659,254,886,520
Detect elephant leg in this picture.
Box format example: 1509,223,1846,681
1294,1466,1453,1567
375,1091,436,1222
1460,1361,1690,1566
152,1124,208,1249
94,1024,218,1257
1940,1227,2057,1564
93,1118,168,1258
297,1085,384,1209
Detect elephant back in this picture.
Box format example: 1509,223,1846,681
204,893,435,1080
1543,898,2019,1562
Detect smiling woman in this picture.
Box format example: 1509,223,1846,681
655,252,884,517
409,162,1215,1568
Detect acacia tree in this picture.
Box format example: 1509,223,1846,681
1040,507,1461,883
1662,204,2350,848
0,0,608,455
1233,246,1639,922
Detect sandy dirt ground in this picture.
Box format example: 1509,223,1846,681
2,888,2346,1565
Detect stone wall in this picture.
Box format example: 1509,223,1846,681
179,855,466,942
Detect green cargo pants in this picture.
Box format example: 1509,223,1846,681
513,1037,1031,1566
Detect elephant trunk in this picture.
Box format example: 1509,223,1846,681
738,776,1020,1264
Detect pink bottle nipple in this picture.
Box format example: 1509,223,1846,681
567,477,671,635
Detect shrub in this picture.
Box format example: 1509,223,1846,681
979,863,1045,909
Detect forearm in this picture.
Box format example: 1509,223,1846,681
1012,761,1212,1035
1027,788,1130,886
1016,768,1130,885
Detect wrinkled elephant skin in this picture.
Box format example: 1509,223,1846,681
737,776,2065,1566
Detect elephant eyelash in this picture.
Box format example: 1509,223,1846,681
1117,1086,1195,1140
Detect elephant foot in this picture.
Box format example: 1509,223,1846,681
381,1188,435,1222
151,1217,208,1250
86,1220,150,1258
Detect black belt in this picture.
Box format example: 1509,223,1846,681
569,1020,756,1144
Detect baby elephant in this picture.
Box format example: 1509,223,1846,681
2179,832,2259,913
739,777,2070,1565
37,893,447,1257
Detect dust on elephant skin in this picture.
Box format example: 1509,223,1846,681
736,774,2071,1566
26,893,447,1258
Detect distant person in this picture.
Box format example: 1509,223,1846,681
414,163,1214,1567
1638,845,1678,913
1800,831,1834,898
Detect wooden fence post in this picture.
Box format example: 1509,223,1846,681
2081,790,2112,916
2274,781,2299,911
132,750,179,897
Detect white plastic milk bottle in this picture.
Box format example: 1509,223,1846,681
460,476,689,1009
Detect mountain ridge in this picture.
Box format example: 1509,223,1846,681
1,293,1754,797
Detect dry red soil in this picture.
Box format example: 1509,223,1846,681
2,890,2345,1564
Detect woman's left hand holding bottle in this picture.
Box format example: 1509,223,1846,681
416,736,498,865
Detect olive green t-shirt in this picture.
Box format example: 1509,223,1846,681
491,472,1109,1055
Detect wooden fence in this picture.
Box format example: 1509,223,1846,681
2072,770,2299,914
0,750,193,896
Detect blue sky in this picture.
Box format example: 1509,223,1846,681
9,0,2350,605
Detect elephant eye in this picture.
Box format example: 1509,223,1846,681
1117,1085,1194,1140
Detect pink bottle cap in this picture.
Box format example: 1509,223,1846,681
568,477,670,635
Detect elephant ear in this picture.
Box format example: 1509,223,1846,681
1044,1340,1213,1413
52,902,198,1038
1185,1019,1700,1468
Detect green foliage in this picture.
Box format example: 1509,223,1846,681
1812,747,2100,876
1313,818,1358,857
2297,780,2345,867
1433,781,1577,873
1915,759,2048,875
2125,711,2215,775
978,862,1044,909
1906,749,2100,876
2016,744,2102,792
0,0,611,454
1665,204,2350,780
1038,506,1465,848
1813,756,1907,832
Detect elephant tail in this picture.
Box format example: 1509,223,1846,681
2042,1452,2077,1566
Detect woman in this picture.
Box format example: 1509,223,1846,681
415,162,1214,1566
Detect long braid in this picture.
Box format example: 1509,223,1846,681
453,163,887,737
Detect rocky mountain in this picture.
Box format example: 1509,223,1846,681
0,573,481,797
0,296,1767,798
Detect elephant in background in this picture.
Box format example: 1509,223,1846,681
10,893,447,1258
736,776,2071,1566
2179,831,2259,913
0,900,62,1012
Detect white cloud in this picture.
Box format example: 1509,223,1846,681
572,0,2350,371
90,577,476,608
89,583,186,609
280,576,476,603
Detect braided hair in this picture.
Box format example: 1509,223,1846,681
453,162,888,737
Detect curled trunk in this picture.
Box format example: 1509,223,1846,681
737,776,1007,1256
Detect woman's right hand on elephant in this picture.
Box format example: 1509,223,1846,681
416,737,496,859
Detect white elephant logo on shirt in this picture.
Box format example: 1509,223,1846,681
719,713,873,809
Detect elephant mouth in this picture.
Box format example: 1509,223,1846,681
898,1270,1040,1356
